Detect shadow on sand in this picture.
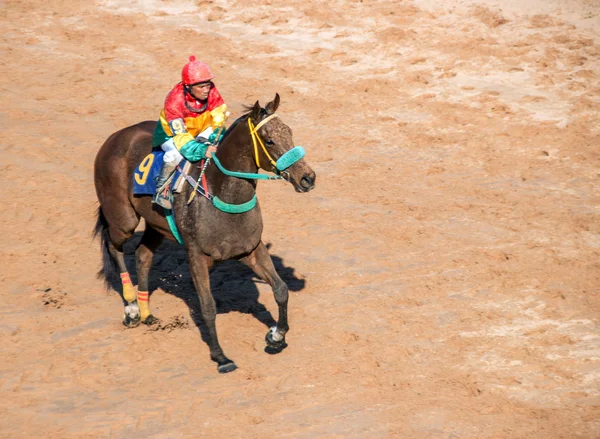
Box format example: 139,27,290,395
108,232,305,347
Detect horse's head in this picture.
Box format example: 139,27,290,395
248,94,316,193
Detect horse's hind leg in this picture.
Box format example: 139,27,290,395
135,226,164,325
241,241,289,352
106,224,141,327
97,199,141,327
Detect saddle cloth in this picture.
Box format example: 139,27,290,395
132,151,190,195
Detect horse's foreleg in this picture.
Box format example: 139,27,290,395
187,250,237,373
242,241,289,351
135,226,164,325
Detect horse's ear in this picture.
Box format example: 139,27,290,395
250,100,261,123
265,93,280,115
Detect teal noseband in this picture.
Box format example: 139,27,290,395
276,146,305,171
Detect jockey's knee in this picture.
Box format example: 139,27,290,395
160,138,176,152
164,148,183,167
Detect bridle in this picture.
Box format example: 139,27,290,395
210,112,305,181
247,113,305,180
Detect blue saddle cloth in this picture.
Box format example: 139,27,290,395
132,151,186,195
132,151,187,245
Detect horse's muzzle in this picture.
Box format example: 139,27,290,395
283,160,316,193
293,171,316,193
300,174,315,191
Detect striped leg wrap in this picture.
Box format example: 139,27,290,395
137,291,151,320
120,272,137,303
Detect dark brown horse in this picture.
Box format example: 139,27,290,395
93,94,316,373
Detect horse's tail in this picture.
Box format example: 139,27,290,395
92,206,119,289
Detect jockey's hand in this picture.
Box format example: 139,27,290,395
208,130,225,144
205,144,218,158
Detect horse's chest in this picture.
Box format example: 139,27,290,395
204,235,260,261
200,217,262,261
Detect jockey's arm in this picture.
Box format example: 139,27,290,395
168,118,212,162
208,104,228,144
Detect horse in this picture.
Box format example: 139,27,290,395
93,94,316,373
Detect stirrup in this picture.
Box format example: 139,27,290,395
153,189,173,210
152,164,176,210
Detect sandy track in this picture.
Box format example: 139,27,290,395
1,0,599,437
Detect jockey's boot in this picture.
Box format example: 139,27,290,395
152,162,177,210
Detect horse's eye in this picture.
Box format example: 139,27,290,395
266,139,275,147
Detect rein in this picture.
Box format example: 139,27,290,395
182,112,305,214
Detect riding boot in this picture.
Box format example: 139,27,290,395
152,162,177,210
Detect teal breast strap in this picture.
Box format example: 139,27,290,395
212,194,257,213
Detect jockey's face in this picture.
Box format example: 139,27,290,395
190,82,212,101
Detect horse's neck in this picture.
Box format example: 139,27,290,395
206,121,258,200
216,123,258,174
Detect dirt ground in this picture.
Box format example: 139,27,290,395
1,0,599,437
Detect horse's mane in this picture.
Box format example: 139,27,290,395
221,105,268,141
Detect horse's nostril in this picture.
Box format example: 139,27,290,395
300,176,313,188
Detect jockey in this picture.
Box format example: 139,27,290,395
152,55,228,209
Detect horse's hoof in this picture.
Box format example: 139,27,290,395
122,314,141,328
217,361,238,374
142,315,160,326
265,327,287,352
123,302,140,328
264,339,288,354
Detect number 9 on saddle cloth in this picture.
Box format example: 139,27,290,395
132,151,189,196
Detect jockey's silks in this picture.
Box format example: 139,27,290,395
152,83,227,152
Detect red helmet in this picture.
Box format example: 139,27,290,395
181,55,215,85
